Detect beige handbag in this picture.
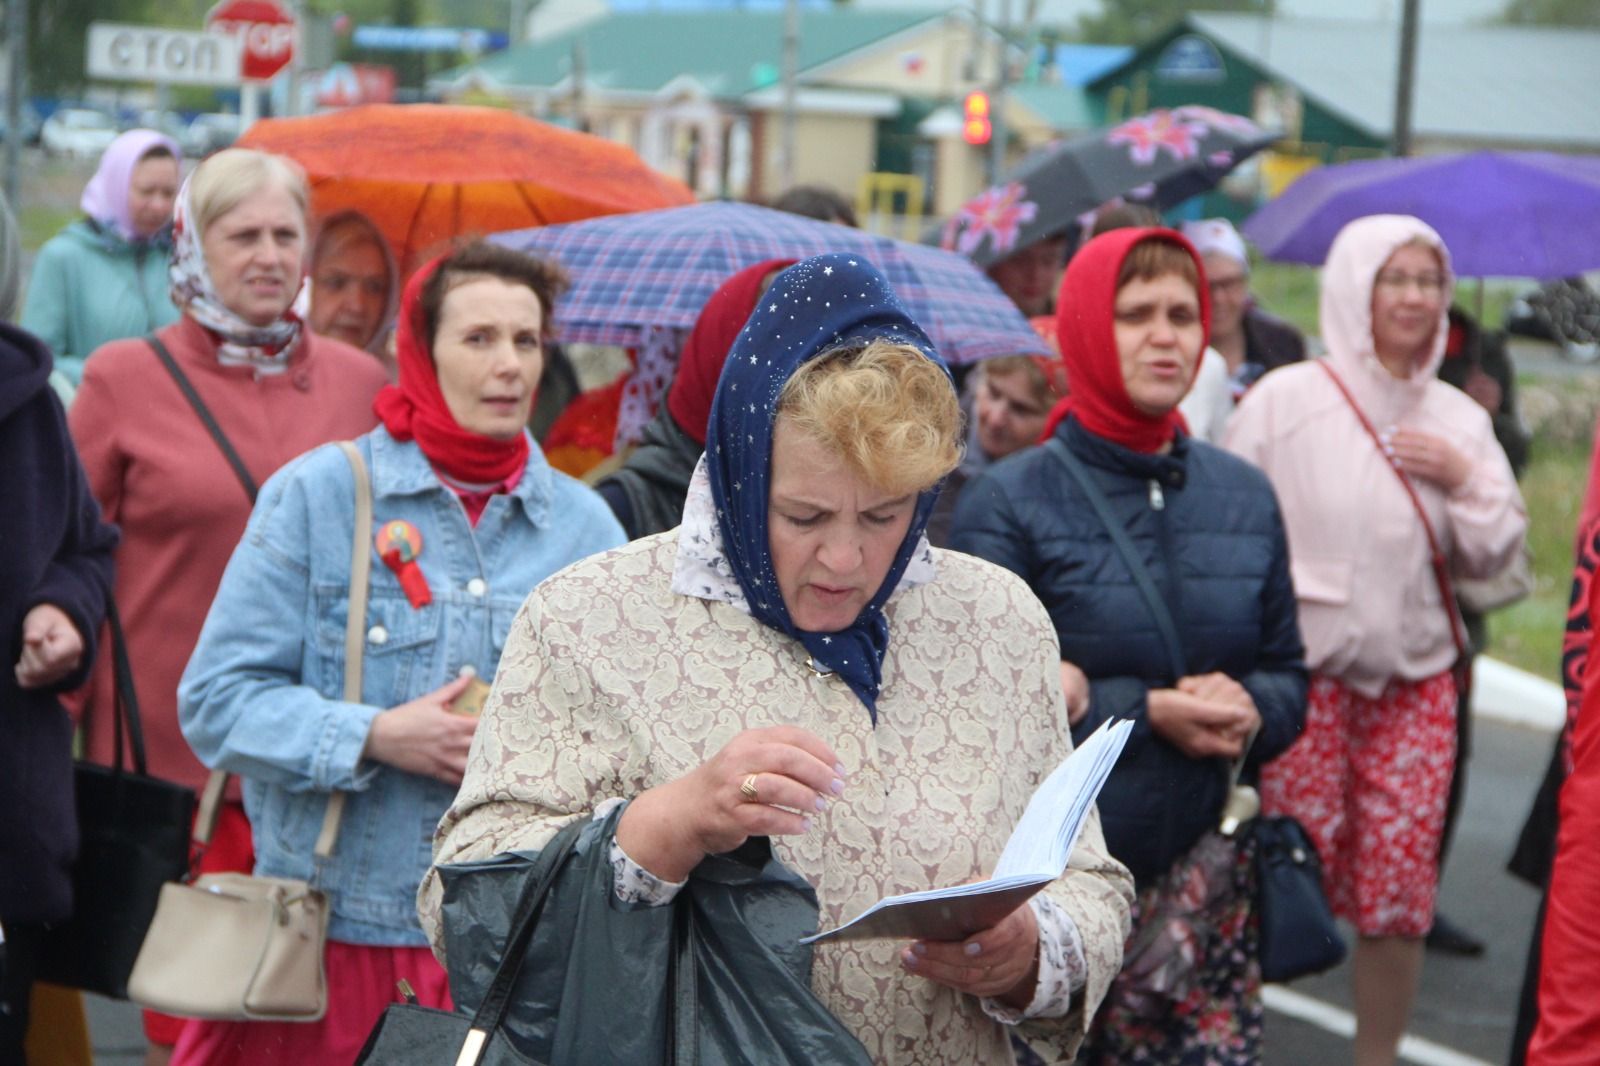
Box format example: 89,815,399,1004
127,442,373,1022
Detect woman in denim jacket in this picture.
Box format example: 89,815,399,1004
174,241,626,1063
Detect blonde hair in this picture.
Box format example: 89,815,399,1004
776,338,961,497
187,148,310,238
983,354,1062,405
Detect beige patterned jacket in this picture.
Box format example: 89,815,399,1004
420,532,1133,1065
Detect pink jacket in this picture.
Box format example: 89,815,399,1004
1223,215,1525,696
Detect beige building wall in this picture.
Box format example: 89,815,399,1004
933,135,991,218
810,18,996,100
754,111,879,201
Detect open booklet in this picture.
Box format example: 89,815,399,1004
802,717,1134,944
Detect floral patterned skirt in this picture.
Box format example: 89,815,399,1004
1073,832,1263,1066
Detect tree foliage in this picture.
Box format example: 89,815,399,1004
1500,0,1600,27
1075,0,1276,45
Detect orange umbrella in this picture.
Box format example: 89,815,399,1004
236,103,695,274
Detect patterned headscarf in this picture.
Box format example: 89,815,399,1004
705,253,952,722
169,172,305,372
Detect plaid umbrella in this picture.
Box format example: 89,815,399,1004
492,201,1048,365
934,106,1280,268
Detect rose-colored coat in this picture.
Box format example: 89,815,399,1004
1223,215,1526,697
67,316,388,791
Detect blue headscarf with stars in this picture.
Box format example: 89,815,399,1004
705,253,953,722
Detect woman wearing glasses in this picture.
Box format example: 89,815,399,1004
1223,215,1526,1066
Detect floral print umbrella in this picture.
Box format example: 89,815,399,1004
937,106,1280,267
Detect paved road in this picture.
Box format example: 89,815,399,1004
81,714,1554,1064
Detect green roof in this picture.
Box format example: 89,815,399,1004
1007,83,1097,131
438,10,947,96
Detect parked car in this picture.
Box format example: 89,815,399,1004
0,101,42,145
127,108,189,143
181,113,241,158
41,108,119,158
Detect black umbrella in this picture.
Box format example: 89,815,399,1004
935,106,1280,267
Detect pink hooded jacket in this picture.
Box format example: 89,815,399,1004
1223,215,1526,696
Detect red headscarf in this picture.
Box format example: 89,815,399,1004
666,258,797,445
374,257,531,484
1040,227,1211,453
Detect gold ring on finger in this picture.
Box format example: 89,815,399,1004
740,773,760,802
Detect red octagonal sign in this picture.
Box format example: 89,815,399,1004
207,0,297,82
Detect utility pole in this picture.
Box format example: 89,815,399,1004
5,0,26,210
779,0,799,191
1391,0,1420,157
988,0,1010,184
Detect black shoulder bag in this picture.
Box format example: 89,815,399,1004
1043,436,1344,983
37,600,198,999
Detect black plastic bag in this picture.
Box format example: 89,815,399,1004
371,804,871,1065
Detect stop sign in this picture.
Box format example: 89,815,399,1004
206,0,296,81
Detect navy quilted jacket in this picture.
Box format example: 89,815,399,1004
950,417,1307,886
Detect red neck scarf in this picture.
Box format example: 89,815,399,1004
1041,227,1210,453
666,258,797,445
374,257,531,484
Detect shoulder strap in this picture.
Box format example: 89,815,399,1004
105,597,148,776
1044,437,1187,682
147,334,258,504
453,819,587,1066
1317,362,1469,659
193,442,373,859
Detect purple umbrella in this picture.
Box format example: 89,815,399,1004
493,201,1048,364
1243,151,1600,278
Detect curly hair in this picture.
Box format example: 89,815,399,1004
776,338,961,497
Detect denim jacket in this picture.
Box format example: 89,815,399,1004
179,427,626,945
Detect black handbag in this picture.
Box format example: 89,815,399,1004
354,819,587,1066
37,600,197,999
1253,815,1346,982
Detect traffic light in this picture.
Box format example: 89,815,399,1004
963,91,991,146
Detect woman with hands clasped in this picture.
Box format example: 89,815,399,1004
1223,216,1526,1066
423,254,1134,1064
952,228,1308,1065
174,241,624,1064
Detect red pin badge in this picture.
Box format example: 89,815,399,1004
376,520,431,609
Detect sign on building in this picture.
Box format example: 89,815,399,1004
86,23,244,86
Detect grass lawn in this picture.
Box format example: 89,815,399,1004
1484,434,1589,680
19,205,78,255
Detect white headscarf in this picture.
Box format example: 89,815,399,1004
168,172,304,373
1180,218,1250,270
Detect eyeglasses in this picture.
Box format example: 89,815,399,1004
1207,275,1248,296
1374,272,1449,295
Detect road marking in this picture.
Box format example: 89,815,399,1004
1264,986,1496,1066
1472,656,1563,732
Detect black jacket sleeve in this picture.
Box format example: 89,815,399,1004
26,393,117,693
948,467,1034,582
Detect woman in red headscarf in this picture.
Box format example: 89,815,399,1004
950,228,1307,1064
170,240,624,1064
593,258,794,539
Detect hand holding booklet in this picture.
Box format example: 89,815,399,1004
802,717,1133,944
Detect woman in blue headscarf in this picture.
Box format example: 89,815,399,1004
423,255,1133,1064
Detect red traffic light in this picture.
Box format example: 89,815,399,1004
963,91,991,145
